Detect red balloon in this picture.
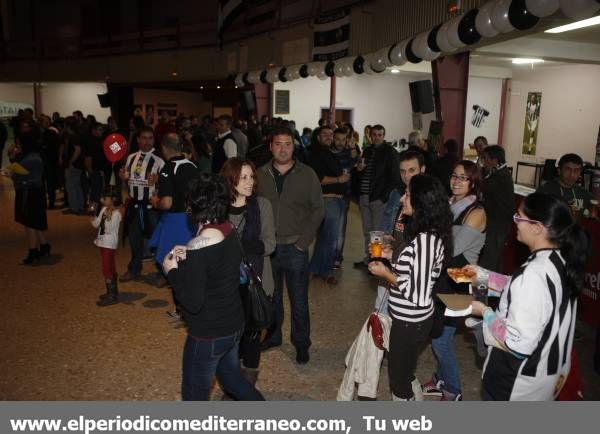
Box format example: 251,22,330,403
103,133,128,163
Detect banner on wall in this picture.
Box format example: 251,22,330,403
0,101,34,119
312,9,350,61
522,92,542,156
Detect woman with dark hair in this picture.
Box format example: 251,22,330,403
467,193,590,400
362,125,372,150
368,174,453,401
422,160,486,401
163,173,264,401
220,158,275,389
2,133,51,264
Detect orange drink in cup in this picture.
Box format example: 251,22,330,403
369,231,385,258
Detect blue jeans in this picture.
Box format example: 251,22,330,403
432,325,461,395
181,331,264,401
309,197,345,277
269,243,310,349
335,196,351,263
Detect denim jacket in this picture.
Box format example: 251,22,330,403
381,187,404,234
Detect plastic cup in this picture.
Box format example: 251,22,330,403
472,273,488,303
369,231,385,258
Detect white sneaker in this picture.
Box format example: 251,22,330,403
411,378,424,401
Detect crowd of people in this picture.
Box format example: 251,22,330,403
2,106,597,401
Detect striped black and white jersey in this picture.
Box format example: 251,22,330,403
124,149,165,202
482,249,576,401
388,232,445,322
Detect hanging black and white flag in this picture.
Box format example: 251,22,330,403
312,9,350,61
217,0,245,46
471,104,490,128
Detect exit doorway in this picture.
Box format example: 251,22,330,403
320,108,353,126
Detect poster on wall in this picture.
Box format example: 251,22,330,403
145,104,155,126
133,104,143,118
157,103,178,120
522,92,542,156
596,127,600,166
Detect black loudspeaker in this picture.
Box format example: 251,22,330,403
409,80,434,114
240,90,257,117
97,93,111,108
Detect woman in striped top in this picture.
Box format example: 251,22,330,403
369,175,453,400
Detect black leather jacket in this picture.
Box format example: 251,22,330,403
361,142,400,203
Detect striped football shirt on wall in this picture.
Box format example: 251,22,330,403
125,149,165,202
388,232,445,322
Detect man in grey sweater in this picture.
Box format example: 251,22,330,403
257,126,324,364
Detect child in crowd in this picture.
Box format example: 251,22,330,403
92,186,123,307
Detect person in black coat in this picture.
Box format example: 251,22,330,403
354,124,400,266
478,145,515,273
431,139,459,196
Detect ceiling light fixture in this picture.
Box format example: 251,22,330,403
512,58,544,64
390,68,400,73
217,85,221,89
545,16,600,34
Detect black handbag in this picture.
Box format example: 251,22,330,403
233,219,274,331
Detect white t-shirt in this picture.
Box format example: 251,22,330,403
92,207,122,250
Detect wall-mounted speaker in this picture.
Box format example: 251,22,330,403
409,80,434,114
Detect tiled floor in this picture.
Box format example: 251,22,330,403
1,177,598,400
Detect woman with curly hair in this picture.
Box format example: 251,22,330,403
369,174,453,401
163,173,264,401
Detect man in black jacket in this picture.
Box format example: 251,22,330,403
478,145,515,272
354,124,400,267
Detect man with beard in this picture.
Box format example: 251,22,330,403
257,126,324,364
307,126,349,284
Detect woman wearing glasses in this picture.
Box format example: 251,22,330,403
422,161,487,401
467,193,590,400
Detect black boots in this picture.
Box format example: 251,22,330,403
22,249,40,265
39,243,51,257
97,279,119,306
22,244,51,265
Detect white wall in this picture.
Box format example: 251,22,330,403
273,72,433,143
134,88,212,125
464,76,503,149
503,64,600,184
40,82,111,121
